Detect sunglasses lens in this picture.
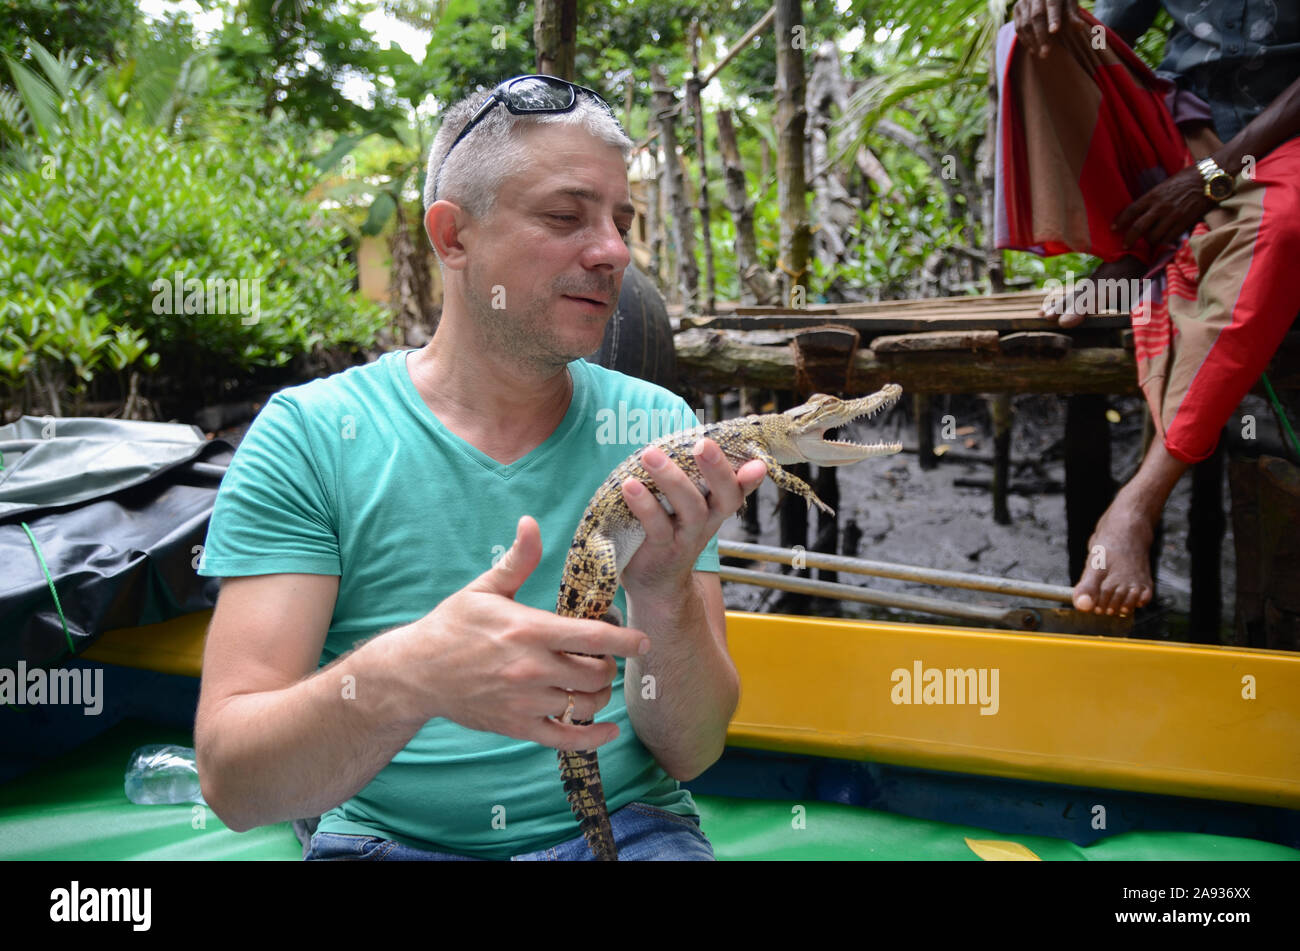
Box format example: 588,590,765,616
504,76,576,112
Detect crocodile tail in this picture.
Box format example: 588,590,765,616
557,743,619,861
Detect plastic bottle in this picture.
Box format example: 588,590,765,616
124,744,207,805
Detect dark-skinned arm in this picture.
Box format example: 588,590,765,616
1114,75,1300,250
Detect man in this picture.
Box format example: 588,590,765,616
1005,1,1300,618
193,75,766,860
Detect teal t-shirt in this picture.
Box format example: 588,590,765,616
198,350,720,858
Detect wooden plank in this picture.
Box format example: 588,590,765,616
730,289,1046,316
680,311,1127,335
675,327,1139,395
999,331,1073,357
872,330,1000,353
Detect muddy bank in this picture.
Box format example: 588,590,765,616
717,391,1249,642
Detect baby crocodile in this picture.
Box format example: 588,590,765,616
554,384,903,860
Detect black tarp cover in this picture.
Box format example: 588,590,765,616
0,416,230,668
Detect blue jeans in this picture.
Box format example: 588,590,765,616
304,802,714,861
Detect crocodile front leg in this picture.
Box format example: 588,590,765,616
740,445,833,515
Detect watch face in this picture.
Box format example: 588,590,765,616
1209,175,1233,201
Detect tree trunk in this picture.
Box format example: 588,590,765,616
981,40,1006,293
389,199,436,345
686,21,716,314
774,0,810,308
652,64,698,308
534,0,576,80
806,40,861,302
717,109,777,305
645,142,661,283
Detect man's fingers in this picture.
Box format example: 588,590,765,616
549,615,650,659
544,686,611,723
532,717,620,751
550,651,619,694
1029,0,1051,56
1122,207,1163,249
737,459,767,496
692,439,745,516
467,515,541,598
650,445,711,526
1112,196,1145,241
1013,0,1031,46
1046,0,1062,33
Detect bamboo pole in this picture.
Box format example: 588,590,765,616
701,6,777,87
719,566,1038,626
719,540,1075,603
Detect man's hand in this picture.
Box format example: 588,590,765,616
618,439,767,602
1012,0,1084,58
390,515,649,751
1112,164,1216,251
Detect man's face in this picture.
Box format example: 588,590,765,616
459,123,634,372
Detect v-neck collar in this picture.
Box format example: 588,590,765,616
394,350,589,480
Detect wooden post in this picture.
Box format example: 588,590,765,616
776,388,811,613
990,393,1012,524
687,20,716,314
916,394,935,471
740,388,764,538
1188,442,1224,642
813,464,840,583
1065,396,1116,586
773,0,810,309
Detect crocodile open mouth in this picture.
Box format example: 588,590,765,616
795,384,904,463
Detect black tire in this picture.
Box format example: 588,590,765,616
587,262,678,391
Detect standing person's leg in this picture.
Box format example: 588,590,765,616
1073,138,1300,614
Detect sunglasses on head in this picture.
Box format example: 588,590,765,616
433,75,622,200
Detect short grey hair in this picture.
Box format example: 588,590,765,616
423,83,633,228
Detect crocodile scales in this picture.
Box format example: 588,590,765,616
553,384,903,860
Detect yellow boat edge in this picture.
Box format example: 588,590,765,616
82,608,1300,810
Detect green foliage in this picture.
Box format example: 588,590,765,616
216,0,405,132
418,0,535,106
0,0,139,70
0,105,385,410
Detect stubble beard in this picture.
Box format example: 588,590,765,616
463,269,614,376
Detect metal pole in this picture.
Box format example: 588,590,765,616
719,539,1074,604
719,566,1039,628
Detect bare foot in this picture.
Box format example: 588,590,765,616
1073,487,1158,616
1041,255,1148,328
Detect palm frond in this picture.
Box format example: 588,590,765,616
4,55,60,140
833,66,968,164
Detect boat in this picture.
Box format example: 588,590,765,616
3,607,1296,860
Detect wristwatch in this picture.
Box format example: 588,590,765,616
1196,157,1235,202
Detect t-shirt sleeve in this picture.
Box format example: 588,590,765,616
677,399,721,574
197,393,341,577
